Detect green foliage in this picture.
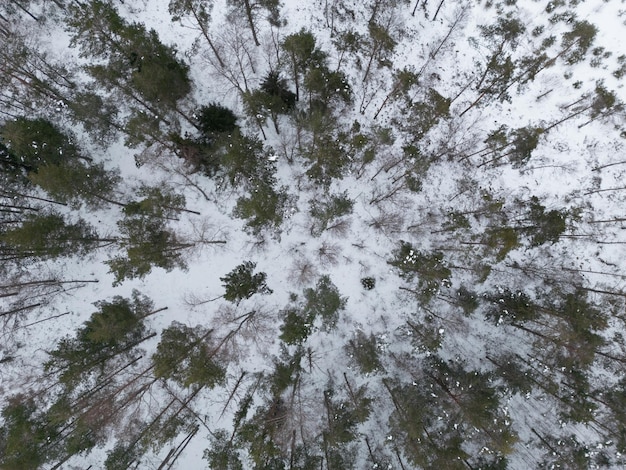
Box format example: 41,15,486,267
509,126,543,167
46,291,150,387
485,287,537,324
68,0,191,110
29,161,121,209
525,196,567,246
204,429,244,470
302,275,347,330
279,307,311,345
367,21,397,68
360,277,376,290
388,242,452,301
303,66,351,112
260,71,297,111
282,29,327,99
591,83,619,117
152,322,226,388
491,354,533,395
309,191,354,235
323,383,371,446
66,91,119,144
345,331,382,374
404,88,451,142
304,126,351,186
197,102,238,136
220,261,272,303
0,211,98,259
124,185,186,219
0,117,79,172
456,285,479,315
0,397,59,470
104,442,140,470
233,179,290,234
561,20,598,64
479,17,526,47
106,210,187,285
214,130,272,188
442,211,471,232
484,226,519,260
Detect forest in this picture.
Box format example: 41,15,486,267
1,0,626,468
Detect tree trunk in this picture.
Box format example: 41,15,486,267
242,0,260,46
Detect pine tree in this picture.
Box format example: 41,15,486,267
220,261,272,304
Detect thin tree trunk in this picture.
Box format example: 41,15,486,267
242,0,260,46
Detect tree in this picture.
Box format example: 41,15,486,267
45,291,153,387
233,178,290,234
309,191,353,235
0,396,60,470
388,242,452,301
281,29,327,101
204,429,244,469
484,287,538,325
523,196,568,246
302,275,347,330
345,331,382,374
197,102,238,137
215,130,271,188
561,20,598,65
243,72,296,135
152,322,226,388
220,261,272,304
106,211,188,285
28,161,121,209
0,211,100,260
279,307,311,345
0,117,80,173
67,0,191,128
168,0,225,67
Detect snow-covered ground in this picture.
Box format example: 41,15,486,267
1,0,626,468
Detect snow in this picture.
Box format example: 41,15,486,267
1,0,626,468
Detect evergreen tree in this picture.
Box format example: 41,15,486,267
0,117,80,173
302,275,347,330
152,322,226,388
28,161,121,209
45,291,152,387
220,261,272,304
0,396,60,470
0,211,100,260
197,102,238,137
106,212,188,285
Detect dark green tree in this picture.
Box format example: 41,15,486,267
302,275,347,330
561,20,598,65
0,117,80,173
67,0,191,124
106,211,188,285
279,307,311,345
0,211,100,260
152,322,226,388
233,179,290,234
45,291,152,387
388,242,451,301
28,161,121,209
196,102,238,137
345,331,382,374
220,261,272,304
523,196,568,246
484,287,538,325
309,191,354,235
281,29,326,101
0,396,60,470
